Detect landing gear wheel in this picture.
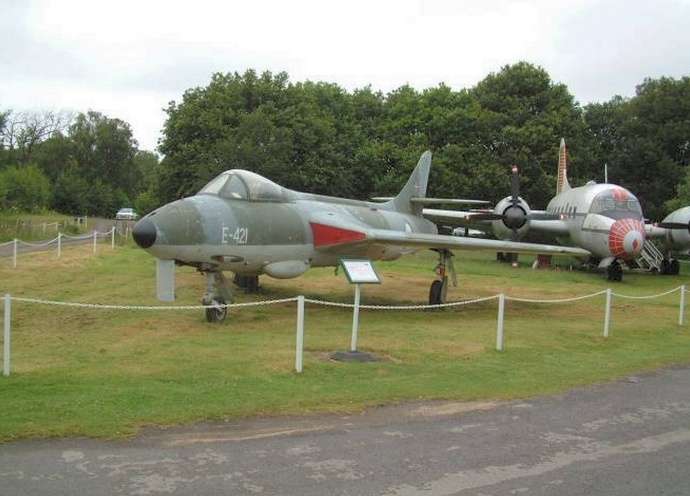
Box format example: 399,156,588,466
670,259,680,275
607,262,623,282
660,259,671,275
429,280,443,305
205,298,228,323
244,275,260,293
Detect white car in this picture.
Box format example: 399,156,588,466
115,208,138,221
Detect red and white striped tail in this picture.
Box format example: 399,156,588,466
556,138,571,194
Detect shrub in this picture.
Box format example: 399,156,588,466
0,164,52,212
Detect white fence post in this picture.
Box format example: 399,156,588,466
3,294,10,377
57,232,62,258
603,288,612,337
111,227,115,249
496,293,505,351
350,284,362,352
679,285,686,326
295,295,305,373
12,239,17,268
92,230,97,255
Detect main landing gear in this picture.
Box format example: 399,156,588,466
201,271,232,323
607,260,623,282
660,258,680,275
429,249,456,305
233,273,260,293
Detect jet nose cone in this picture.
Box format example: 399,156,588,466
623,229,644,257
609,219,645,259
132,218,157,249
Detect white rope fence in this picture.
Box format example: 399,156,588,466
1,285,687,377
2,227,118,267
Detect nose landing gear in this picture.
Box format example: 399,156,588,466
429,249,457,305
202,271,232,322
660,258,680,275
607,260,623,282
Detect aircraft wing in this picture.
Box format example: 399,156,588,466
422,208,495,227
422,208,568,235
644,224,667,238
527,219,570,235
310,219,590,258
364,229,590,257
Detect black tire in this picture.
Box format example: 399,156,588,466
607,262,623,282
660,259,671,275
429,280,443,305
245,275,260,293
205,298,228,323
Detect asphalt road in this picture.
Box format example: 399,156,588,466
2,366,690,495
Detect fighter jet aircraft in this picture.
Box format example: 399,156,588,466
429,139,687,281
132,151,588,321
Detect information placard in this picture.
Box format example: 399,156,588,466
340,259,381,284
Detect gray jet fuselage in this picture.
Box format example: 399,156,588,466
136,170,434,279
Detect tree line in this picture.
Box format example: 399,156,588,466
1,62,689,220
0,110,158,216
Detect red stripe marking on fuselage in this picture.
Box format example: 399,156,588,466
310,222,366,247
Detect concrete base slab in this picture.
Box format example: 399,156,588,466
330,350,381,362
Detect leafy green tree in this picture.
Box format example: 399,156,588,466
0,164,51,211
132,150,162,214
587,77,690,219
68,111,140,194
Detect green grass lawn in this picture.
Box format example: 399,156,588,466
1,244,689,441
0,211,87,243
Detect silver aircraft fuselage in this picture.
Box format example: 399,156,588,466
543,183,645,261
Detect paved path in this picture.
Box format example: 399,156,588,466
2,366,690,495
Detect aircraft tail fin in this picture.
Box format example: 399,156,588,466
556,138,571,194
387,151,432,215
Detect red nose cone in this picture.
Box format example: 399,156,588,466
608,219,645,259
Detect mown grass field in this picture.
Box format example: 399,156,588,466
1,243,689,441
0,211,87,243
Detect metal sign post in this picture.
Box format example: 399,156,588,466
350,284,362,352
331,259,381,361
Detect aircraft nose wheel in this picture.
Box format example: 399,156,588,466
607,261,623,282
429,280,444,306
670,259,680,275
205,297,228,323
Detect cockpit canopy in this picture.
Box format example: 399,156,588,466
589,188,643,220
198,170,288,202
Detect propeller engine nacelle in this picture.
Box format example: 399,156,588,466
660,206,690,249
491,196,531,241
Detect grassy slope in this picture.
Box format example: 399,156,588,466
0,211,85,242
0,244,689,441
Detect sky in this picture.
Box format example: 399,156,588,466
2,0,690,151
